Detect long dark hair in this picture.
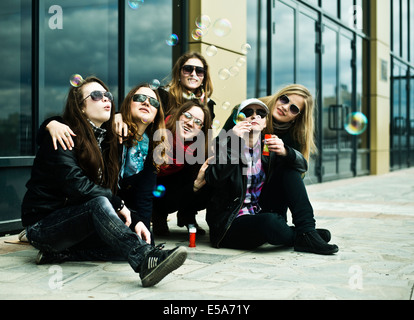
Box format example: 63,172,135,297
63,76,119,193
119,83,169,172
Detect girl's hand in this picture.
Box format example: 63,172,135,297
115,113,128,144
193,156,214,192
46,120,76,150
117,206,131,227
232,121,252,139
135,221,151,244
264,134,287,156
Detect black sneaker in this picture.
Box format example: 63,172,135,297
294,230,338,255
139,245,187,287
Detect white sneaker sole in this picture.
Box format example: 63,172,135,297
141,246,187,287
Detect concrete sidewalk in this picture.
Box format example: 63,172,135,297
1,168,413,300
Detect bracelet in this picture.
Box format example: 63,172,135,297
116,200,125,212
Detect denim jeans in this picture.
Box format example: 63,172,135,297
26,196,152,272
220,212,296,250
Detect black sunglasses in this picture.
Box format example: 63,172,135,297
242,108,268,118
132,93,160,109
181,65,205,77
279,95,301,115
82,91,113,103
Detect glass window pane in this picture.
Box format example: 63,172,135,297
297,12,317,97
39,0,118,121
125,0,173,92
340,0,353,23
0,0,32,156
392,0,400,56
322,25,338,177
272,1,294,92
322,0,338,17
246,0,267,98
411,3,414,62
401,0,408,60
410,70,414,164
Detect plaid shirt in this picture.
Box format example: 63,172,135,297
237,140,266,218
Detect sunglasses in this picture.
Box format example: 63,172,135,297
82,91,113,103
279,95,301,115
182,111,204,128
181,65,205,77
132,93,160,109
242,108,268,118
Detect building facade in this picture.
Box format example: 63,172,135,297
0,0,413,234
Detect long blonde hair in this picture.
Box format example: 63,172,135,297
260,84,317,161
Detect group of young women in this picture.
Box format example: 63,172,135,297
21,50,338,287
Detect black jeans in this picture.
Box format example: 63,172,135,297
221,167,316,250
259,167,316,234
153,167,212,226
26,196,152,272
220,213,295,250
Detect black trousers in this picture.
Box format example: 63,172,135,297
221,167,316,250
153,167,212,226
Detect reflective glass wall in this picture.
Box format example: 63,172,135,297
247,0,370,183
390,0,414,169
0,0,174,233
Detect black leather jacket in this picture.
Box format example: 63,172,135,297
21,132,121,227
205,133,307,248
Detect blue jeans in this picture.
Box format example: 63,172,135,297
26,196,152,272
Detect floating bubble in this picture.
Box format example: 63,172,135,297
221,101,231,110
149,79,160,90
218,68,231,80
153,185,166,198
241,43,252,54
212,119,221,129
191,28,204,41
205,45,218,57
213,18,232,37
344,112,368,135
236,57,246,67
233,112,247,124
128,0,144,10
229,66,239,77
69,74,83,87
195,15,211,29
166,33,179,46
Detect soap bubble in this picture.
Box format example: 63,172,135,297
233,112,246,124
218,68,231,80
195,15,211,29
149,79,160,90
212,119,221,129
153,185,166,198
128,0,144,10
344,112,368,135
69,74,83,87
221,101,231,110
213,18,232,37
206,45,218,57
236,57,246,67
241,43,252,54
166,34,179,46
229,66,239,77
191,28,204,41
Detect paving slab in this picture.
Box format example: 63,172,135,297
0,168,413,302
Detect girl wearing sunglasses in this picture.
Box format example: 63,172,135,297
152,100,213,236
219,85,338,255
22,77,187,287
158,51,215,118
116,84,169,232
